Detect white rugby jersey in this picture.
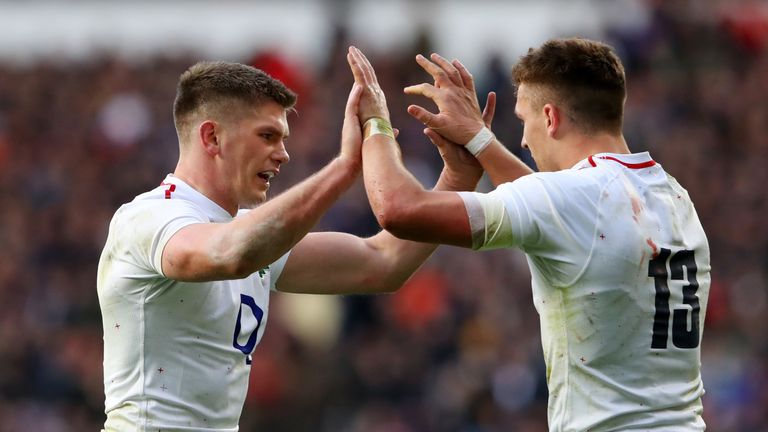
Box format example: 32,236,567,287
460,152,710,431
97,174,289,431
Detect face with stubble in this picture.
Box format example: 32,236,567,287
216,100,291,208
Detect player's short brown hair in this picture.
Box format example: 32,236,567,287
173,61,297,139
512,38,626,135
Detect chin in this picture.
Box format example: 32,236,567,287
241,194,267,209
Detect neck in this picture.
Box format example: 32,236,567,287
556,132,630,170
173,157,238,216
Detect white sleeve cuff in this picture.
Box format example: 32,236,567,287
458,191,514,250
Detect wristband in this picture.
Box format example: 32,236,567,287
465,127,493,156
363,117,395,140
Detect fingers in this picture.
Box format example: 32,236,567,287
415,54,455,88
393,128,400,139
407,104,438,128
403,83,437,99
429,53,463,87
424,128,451,149
354,47,379,85
345,84,362,117
482,91,496,128
452,59,475,91
346,51,366,85
347,47,371,86
349,46,377,86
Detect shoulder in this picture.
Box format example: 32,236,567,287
112,190,210,234
494,170,606,204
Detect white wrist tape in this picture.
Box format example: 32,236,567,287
465,127,493,156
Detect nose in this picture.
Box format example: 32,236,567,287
521,137,528,150
274,142,290,165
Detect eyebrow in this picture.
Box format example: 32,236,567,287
257,124,289,139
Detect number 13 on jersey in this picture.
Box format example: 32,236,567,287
649,248,700,349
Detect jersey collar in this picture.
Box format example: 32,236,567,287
571,152,656,170
161,174,233,222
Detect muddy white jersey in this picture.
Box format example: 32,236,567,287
98,174,289,431
460,152,710,431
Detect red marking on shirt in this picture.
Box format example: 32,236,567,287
646,238,659,258
599,234,606,240
160,182,176,199
587,155,656,169
630,195,643,226
114,323,120,330
158,367,165,374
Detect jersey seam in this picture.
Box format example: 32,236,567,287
526,176,576,280
139,287,148,430
560,169,621,289
558,287,571,432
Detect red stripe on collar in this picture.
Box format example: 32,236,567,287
587,155,656,169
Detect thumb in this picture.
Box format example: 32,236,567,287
482,91,496,128
407,105,439,128
345,84,363,117
424,128,452,149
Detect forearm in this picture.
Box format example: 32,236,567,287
359,165,477,293
218,157,359,276
362,134,426,223
361,134,473,249
477,139,534,186
434,165,480,192
366,160,479,292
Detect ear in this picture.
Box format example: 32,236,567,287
199,120,221,156
542,104,560,138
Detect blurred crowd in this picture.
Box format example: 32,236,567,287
0,1,766,431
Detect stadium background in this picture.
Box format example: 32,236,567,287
0,0,766,430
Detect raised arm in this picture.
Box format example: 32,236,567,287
344,46,476,248
160,85,364,282
404,53,533,185
276,166,476,295
276,48,485,294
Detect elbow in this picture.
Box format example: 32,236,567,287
375,204,413,240
372,192,423,241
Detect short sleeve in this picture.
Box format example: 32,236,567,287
495,175,552,252
460,173,600,255
119,200,208,277
457,175,549,251
268,251,291,291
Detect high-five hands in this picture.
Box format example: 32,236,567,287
405,54,496,146
346,46,391,124
338,83,363,165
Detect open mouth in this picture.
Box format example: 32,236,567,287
257,171,276,185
